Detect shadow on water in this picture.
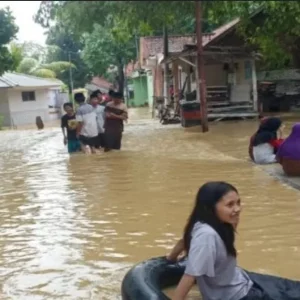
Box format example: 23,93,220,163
0,108,300,299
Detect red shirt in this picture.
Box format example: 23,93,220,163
269,138,284,149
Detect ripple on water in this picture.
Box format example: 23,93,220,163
0,115,300,299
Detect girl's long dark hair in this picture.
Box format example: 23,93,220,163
183,181,238,257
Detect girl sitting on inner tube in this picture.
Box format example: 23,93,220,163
276,123,300,176
168,182,300,300
249,117,284,164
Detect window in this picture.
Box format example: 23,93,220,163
22,91,36,102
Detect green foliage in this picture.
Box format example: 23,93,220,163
30,68,56,78
0,7,18,45
34,0,300,72
22,41,47,62
35,1,136,93
81,20,135,93
9,42,24,71
44,25,91,89
17,56,74,79
81,23,135,75
224,1,300,69
0,7,18,75
17,57,38,74
42,61,76,74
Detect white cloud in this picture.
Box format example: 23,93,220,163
0,1,46,45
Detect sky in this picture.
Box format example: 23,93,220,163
0,1,46,45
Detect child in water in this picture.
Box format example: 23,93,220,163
61,102,81,153
249,117,284,164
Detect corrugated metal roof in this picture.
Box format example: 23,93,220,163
0,72,63,88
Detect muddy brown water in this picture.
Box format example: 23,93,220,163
0,108,300,299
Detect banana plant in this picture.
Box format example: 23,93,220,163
16,57,76,78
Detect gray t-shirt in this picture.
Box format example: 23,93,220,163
76,103,98,138
185,222,253,300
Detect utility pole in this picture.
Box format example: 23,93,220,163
68,52,74,104
195,0,208,132
163,24,169,106
135,33,139,65
123,58,130,105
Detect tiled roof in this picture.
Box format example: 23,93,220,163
140,34,197,65
0,72,63,88
139,18,241,66
90,76,113,90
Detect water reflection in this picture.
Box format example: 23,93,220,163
0,109,300,299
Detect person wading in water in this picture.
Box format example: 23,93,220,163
104,91,128,152
74,92,99,154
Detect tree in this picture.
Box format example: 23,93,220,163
9,42,24,71
17,56,75,78
81,22,135,93
35,1,300,71
45,24,91,89
22,41,47,61
7,39,76,80
0,7,18,75
239,2,300,68
35,1,137,93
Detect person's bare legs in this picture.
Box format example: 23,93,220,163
80,143,91,154
90,146,97,154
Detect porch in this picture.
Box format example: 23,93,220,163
160,44,259,126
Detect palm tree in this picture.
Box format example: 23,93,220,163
9,42,75,79
16,57,75,78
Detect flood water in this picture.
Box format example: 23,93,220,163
0,108,300,299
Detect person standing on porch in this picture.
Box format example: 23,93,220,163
104,91,128,152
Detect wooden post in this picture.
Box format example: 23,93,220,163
187,66,192,93
163,25,170,106
172,60,179,108
251,58,258,112
152,66,156,118
195,1,208,132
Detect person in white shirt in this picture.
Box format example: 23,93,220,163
90,93,106,149
74,92,98,154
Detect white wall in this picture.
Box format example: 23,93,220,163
0,89,11,126
7,88,60,126
147,72,154,109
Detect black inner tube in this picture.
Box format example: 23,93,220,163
121,256,185,300
121,257,300,300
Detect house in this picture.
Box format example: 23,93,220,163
125,60,147,107
157,17,261,125
85,76,113,94
134,35,196,109
0,72,64,127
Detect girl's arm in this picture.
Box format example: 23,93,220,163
167,238,184,262
172,274,195,300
